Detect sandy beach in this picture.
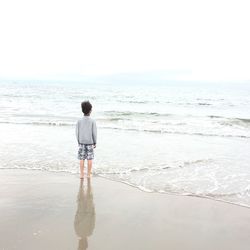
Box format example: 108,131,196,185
0,169,249,250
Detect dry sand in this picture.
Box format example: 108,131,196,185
0,169,250,250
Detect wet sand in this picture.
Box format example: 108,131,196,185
0,169,250,250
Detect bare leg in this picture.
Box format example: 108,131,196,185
80,160,84,178
87,160,92,178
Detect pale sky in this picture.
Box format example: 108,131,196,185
0,0,249,81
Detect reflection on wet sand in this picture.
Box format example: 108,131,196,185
74,178,95,250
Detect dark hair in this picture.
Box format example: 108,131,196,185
81,101,92,115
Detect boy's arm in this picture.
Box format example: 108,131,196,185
92,120,97,147
75,121,80,145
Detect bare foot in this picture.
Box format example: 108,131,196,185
80,175,84,179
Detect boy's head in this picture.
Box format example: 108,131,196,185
81,101,92,115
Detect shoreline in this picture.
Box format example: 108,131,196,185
1,168,250,250
98,174,250,209
1,167,250,210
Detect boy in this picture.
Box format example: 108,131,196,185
76,101,97,178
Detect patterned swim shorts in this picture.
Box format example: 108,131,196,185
77,144,94,160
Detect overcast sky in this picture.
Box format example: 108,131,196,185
0,0,249,81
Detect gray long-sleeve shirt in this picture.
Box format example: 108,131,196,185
75,116,97,145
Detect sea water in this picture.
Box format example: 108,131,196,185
0,80,250,207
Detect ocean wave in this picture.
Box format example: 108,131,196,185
209,115,250,123
2,110,249,125
103,110,172,117
218,118,250,128
94,175,250,208
0,120,249,138
117,100,151,104
229,118,250,127
197,102,212,106
103,112,250,126
209,115,223,119
100,126,250,139
93,159,212,175
237,118,250,123
0,158,213,176
13,113,78,120
116,99,215,106
0,121,75,126
1,166,249,208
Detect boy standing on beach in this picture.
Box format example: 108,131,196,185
76,101,97,179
